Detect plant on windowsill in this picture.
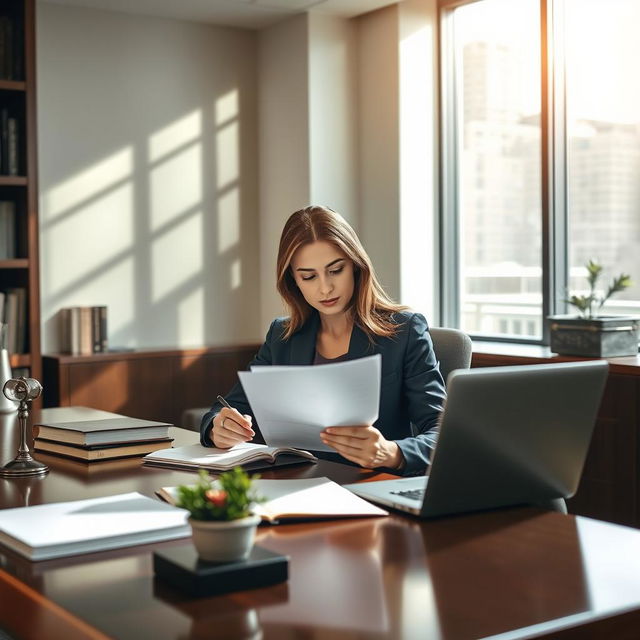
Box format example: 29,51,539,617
177,468,265,562
548,259,638,357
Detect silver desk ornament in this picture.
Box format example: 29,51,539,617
0,377,49,477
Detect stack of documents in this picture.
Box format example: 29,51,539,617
0,492,189,560
238,354,381,450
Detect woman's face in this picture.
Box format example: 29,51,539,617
290,241,355,318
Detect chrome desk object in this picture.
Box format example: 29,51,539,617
0,377,49,477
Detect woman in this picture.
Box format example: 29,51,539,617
200,206,446,475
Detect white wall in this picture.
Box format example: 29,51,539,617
308,13,359,226
356,0,439,320
258,14,311,329
37,0,440,352
37,3,260,352
258,13,360,330
357,5,401,300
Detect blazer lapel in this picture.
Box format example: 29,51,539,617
348,324,376,358
289,312,320,365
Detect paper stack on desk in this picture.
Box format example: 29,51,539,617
238,354,382,451
0,492,190,561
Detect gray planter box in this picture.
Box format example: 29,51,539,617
548,315,640,357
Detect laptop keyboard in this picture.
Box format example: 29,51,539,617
390,488,425,501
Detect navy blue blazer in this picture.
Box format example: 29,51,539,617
200,310,446,475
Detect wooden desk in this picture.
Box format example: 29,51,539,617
2,414,640,639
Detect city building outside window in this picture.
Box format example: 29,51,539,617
440,0,640,342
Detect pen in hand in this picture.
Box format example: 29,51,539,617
216,395,254,441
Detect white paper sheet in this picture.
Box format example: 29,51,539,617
238,354,381,450
0,492,190,560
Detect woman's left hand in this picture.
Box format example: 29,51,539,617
320,425,405,470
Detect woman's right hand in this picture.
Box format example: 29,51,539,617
211,408,255,448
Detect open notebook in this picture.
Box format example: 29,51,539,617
158,477,388,524
144,442,317,472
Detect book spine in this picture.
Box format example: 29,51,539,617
7,117,18,176
59,307,70,354
79,306,92,355
15,287,26,353
99,306,108,352
0,18,6,82
4,16,12,81
70,307,82,356
5,289,18,353
0,201,16,259
91,306,101,353
0,108,8,175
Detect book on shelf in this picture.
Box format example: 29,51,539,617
143,442,317,473
0,200,16,259
0,492,190,561
60,305,108,354
35,416,173,446
6,116,18,175
34,437,174,462
157,477,388,525
1,287,26,353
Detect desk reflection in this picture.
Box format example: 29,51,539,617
420,508,590,639
256,518,390,635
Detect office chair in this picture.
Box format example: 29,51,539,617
429,326,473,386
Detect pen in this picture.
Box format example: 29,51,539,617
217,395,232,410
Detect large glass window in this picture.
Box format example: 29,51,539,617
451,0,541,339
441,0,640,341
565,0,640,316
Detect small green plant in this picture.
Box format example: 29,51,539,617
566,259,632,319
176,468,264,521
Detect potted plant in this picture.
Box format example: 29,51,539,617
176,468,264,562
549,260,638,357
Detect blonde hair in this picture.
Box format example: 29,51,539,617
276,205,406,340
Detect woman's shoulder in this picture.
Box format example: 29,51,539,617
388,309,429,329
265,316,290,341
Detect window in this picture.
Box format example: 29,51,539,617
440,0,640,341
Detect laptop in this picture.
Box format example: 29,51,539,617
343,360,608,518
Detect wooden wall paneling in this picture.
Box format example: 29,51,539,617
65,359,174,423
173,346,258,425
566,374,637,526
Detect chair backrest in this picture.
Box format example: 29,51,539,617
429,327,473,385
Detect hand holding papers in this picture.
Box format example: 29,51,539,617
238,354,381,451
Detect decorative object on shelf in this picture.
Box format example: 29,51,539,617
549,260,638,357
0,376,49,477
0,323,18,413
176,468,264,562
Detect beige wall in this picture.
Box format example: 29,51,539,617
37,0,440,352
37,3,260,351
257,14,311,330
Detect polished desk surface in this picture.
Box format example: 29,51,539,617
1,411,640,639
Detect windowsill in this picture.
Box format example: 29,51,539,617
472,339,640,375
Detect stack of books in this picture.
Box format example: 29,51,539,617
59,306,108,355
34,415,173,462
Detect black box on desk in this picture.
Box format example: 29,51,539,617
153,544,289,597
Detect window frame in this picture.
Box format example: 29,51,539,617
438,0,570,345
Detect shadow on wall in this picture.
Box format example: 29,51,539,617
38,12,260,358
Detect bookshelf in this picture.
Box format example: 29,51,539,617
0,0,40,382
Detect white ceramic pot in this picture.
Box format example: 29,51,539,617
189,514,261,562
